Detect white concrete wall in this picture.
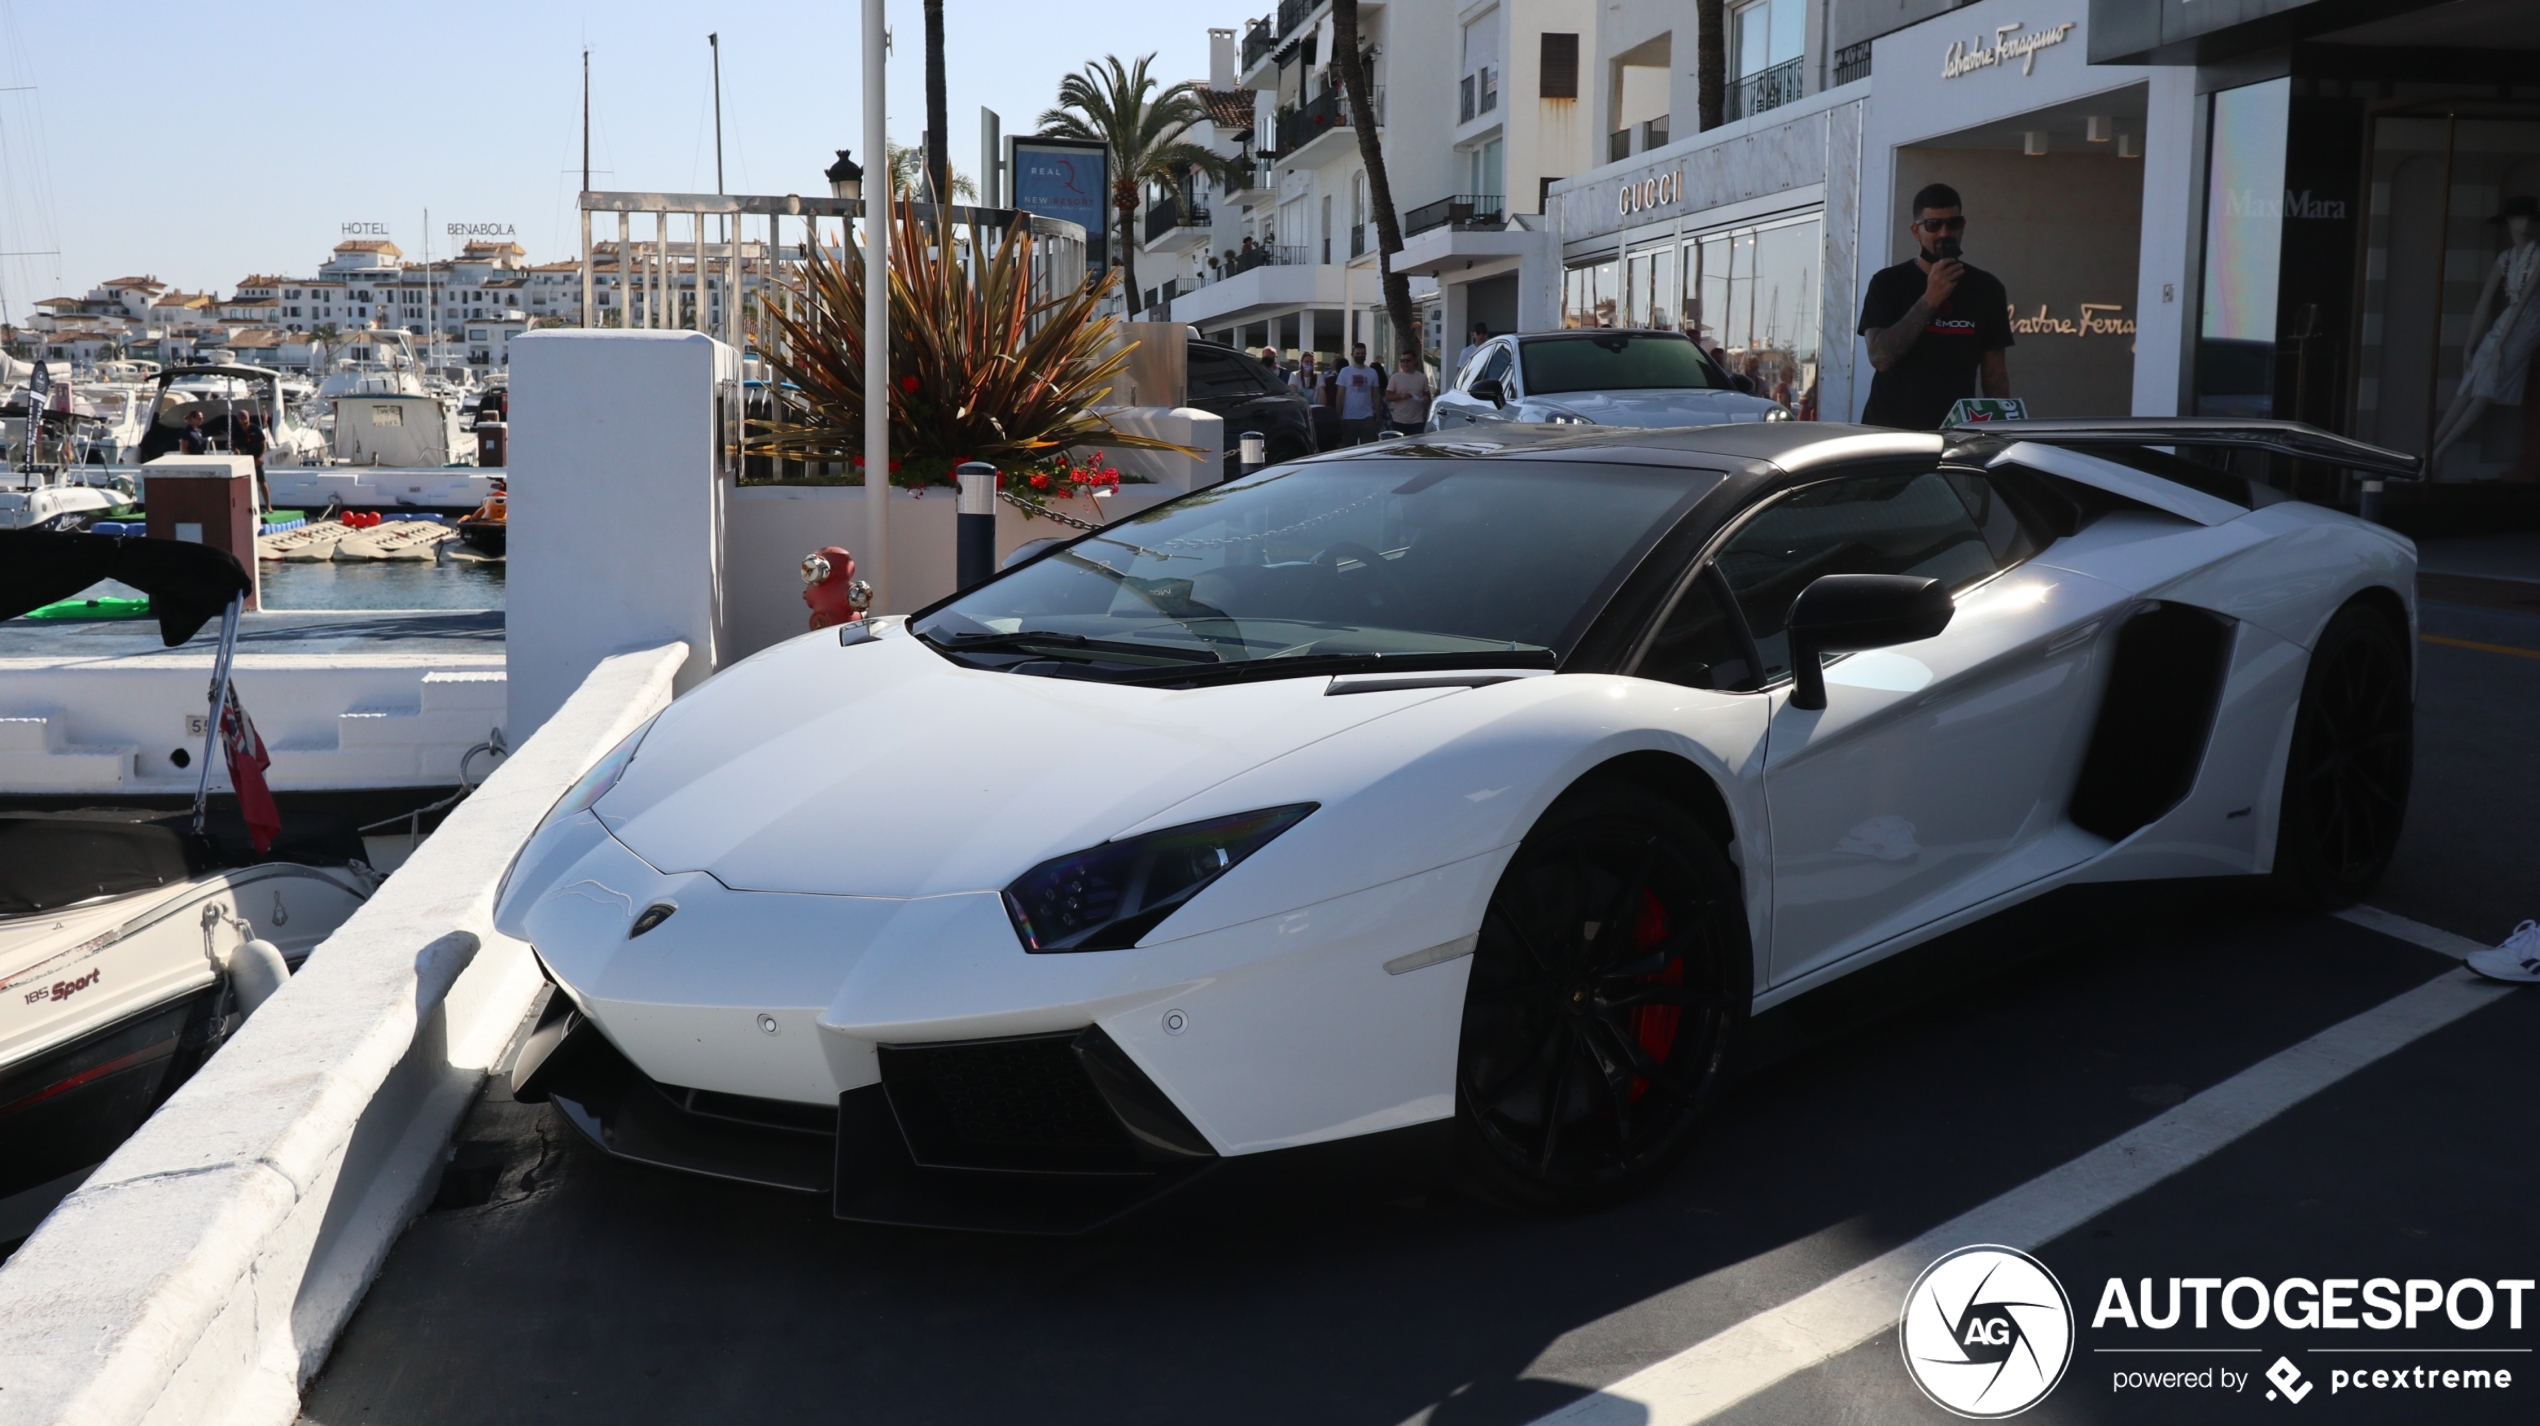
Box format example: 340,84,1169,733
505,329,735,743
723,485,1185,661
0,644,685,1426
0,660,503,794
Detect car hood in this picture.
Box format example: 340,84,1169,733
593,625,1460,899
1525,388,1780,426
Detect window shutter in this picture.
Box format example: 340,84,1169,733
1540,33,1580,99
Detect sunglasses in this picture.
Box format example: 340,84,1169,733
1914,216,1969,233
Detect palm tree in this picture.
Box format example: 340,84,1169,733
1330,2,1417,361
886,141,976,201
1037,54,1233,316
923,0,952,204
1697,0,1726,130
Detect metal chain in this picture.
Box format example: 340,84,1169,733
996,489,1107,531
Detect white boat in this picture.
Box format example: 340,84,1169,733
141,365,328,469
0,809,376,1240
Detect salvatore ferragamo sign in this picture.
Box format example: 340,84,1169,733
1942,21,2076,79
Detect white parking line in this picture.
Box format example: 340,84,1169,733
2334,905,2489,961
1528,915,2518,1426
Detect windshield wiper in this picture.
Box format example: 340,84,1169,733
919,628,1221,665
1112,648,1556,688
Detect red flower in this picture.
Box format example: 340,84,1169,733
1030,473,1051,491
897,374,919,393
888,459,902,474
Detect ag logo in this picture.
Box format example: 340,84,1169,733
1900,1245,2075,1418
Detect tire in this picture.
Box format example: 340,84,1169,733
1453,781,1749,1210
2270,599,2413,909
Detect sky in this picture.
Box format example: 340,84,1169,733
0,0,1218,316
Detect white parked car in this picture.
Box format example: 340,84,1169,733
1429,329,1792,431
495,418,2419,1232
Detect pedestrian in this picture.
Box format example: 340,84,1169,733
1287,349,1320,400
1235,236,1265,272
1259,344,1284,376
2469,920,2540,983
232,405,271,508
1453,322,1491,383
1384,351,1433,434
179,409,213,454
1332,342,1384,445
1857,182,2014,429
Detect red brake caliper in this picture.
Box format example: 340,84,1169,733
1627,888,1682,1102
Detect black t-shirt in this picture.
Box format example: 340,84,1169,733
1856,259,2013,429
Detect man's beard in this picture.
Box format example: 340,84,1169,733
1926,235,1964,261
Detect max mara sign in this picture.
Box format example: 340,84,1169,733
1942,21,2076,78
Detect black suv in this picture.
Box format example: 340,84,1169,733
1185,340,1317,478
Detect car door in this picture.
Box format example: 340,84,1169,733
1691,465,2132,986
1187,347,1299,475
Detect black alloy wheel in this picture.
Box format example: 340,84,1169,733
2272,600,2413,909
1455,782,1747,1209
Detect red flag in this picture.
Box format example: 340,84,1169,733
218,685,281,854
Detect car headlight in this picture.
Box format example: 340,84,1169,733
494,713,659,912
1763,405,1794,421
1003,804,1317,952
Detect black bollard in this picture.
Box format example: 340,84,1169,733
1238,431,1266,482
956,462,997,590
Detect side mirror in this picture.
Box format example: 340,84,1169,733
1784,573,1954,711
1469,377,1506,407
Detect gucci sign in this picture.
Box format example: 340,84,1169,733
1619,170,1683,217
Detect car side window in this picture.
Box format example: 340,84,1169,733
1470,345,1513,391
1188,350,1259,399
1710,470,2003,686
1943,470,2041,569
1636,566,1759,692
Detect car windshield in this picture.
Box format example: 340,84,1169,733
1521,334,1726,395
913,459,1710,684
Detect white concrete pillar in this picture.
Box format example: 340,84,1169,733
505,330,737,741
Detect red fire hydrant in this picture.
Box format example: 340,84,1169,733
801,546,874,630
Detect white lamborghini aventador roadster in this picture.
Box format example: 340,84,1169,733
494,418,2420,1232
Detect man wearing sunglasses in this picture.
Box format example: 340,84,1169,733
1857,182,2014,428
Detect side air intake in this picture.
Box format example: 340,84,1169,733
2068,603,2236,842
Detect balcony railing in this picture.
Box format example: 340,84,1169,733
1275,0,1312,39
1242,15,1276,70
1144,194,1209,244
1609,129,1631,164
1832,41,1872,86
1275,84,1380,157
1402,193,1506,237
1213,243,1310,277
1727,56,1803,123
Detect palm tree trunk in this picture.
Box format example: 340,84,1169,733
1117,191,1142,315
923,0,951,204
1331,1,1417,362
1697,0,1726,131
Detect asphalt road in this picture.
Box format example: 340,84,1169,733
301,569,2540,1426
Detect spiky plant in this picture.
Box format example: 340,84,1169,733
748,199,1193,472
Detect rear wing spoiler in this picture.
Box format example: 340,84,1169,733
1943,418,2422,481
